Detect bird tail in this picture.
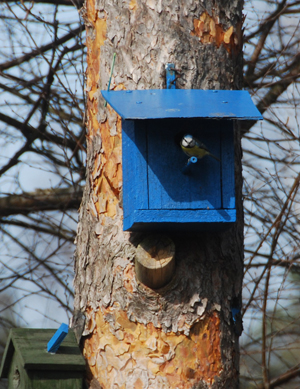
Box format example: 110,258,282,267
209,153,220,162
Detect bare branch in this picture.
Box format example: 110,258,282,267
256,364,300,389
245,0,288,81
0,111,82,151
1,219,75,241
0,187,83,217
0,25,84,72
0,226,74,298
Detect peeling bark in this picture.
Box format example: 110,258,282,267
74,0,244,387
84,309,222,387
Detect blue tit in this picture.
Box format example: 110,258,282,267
180,134,220,162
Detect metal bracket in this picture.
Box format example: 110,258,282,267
165,63,176,89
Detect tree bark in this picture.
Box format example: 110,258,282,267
74,0,244,388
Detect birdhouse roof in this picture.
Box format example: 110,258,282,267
0,328,85,378
101,89,263,120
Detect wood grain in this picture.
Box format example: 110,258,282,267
135,235,175,289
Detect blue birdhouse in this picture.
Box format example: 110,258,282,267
101,89,262,231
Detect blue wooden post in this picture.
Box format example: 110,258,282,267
47,323,69,353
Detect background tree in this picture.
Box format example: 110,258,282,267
0,0,86,360
241,1,300,387
0,0,300,388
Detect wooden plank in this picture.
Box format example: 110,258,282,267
122,119,148,230
132,209,236,223
134,120,148,210
147,118,221,210
122,120,136,230
31,370,84,389
101,89,263,120
147,119,190,209
189,122,221,208
0,332,14,378
123,209,236,231
7,345,30,388
47,323,68,353
147,122,163,209
221,122,235,209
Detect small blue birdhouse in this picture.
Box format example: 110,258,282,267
101,89,262,231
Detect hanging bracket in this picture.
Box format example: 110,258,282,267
165,63,176,89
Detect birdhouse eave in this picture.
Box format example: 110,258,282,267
101,89,263,121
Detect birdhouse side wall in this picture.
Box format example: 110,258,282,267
8,351,30,389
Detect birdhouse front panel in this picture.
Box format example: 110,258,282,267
101,89,263,231
122,117,235,231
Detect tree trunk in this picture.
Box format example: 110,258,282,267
74,0,244,388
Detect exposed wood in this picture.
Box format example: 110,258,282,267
135,235,175,289
84,308,222,388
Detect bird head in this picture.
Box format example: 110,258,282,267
181,134,195,148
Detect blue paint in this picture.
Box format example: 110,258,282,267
182,156,198,175
123,209,236,231
231,307,243,336
165,63,176,89
150,121,222,210
47,323,68,353
101,89,263,120
108,89,263,231
122,118,234,231
221,122,235,209
231,307,241,323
